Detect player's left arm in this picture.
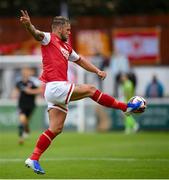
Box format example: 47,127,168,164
69,49,106,80
75,56,107,80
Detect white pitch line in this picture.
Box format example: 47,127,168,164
0,157,169,163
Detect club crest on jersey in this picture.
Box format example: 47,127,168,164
60,47,69,59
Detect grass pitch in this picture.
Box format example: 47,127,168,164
0,131,169,179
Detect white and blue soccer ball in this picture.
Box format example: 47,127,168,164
129,96,147,113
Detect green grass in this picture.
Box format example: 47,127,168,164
0,131,169,179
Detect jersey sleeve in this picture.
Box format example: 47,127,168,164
41,32,51,45
68,50,80,62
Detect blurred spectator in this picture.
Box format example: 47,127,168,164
128,71,137,92
110,50,130,97
145,75,164,98
11,67,42,145
120,73,139,134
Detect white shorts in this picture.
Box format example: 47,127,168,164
44,81,75,113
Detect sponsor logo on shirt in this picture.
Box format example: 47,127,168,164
60,47,69,59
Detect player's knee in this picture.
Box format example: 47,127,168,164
87,85,97,96
53,126,63,135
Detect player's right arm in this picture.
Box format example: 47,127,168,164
20,10,44,41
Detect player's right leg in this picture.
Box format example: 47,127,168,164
25,158,45,174
25,108,67,174
70,84,141,114
25,81,71,174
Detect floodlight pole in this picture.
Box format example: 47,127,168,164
60,0,69,18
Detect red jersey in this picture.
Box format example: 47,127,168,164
40,33,79,82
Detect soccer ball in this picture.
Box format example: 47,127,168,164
129,96,147,113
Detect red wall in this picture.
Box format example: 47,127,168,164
0,15,169,65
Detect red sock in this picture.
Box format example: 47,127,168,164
30,129,56,161
91,89,127,112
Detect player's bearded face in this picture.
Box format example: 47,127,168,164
60,23,71,42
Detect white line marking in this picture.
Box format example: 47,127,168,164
0,157,169,163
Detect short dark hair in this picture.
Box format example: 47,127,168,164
52,16,70,29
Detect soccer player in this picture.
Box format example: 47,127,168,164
20,10,142,174
12,67,42,144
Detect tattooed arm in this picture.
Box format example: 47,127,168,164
20,10,44,41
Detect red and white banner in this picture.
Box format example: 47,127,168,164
113,28,160,64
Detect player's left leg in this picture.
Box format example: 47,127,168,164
70,84,141,113
70,84,126,110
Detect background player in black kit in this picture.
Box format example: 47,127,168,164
13,67,42,144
